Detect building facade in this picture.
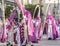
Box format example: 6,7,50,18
0,0,60,20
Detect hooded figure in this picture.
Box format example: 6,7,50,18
34,17,42,40
1,9,16,43
33,7,42,40
15,0,37,43
46,7,59,40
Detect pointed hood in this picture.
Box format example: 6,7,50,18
15,0,37,42
46,6,58,39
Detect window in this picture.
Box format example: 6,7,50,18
45,0,58,4
29,0,32,4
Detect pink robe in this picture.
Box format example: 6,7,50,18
1,9,16,42
34,17,42,40
46,7,58,39
15,0,37,42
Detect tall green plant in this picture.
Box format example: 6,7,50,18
5,5,13,18
25,4,36,17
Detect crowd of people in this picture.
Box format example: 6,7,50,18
0,0,60,46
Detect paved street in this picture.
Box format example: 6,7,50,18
0,35,60,46
33,35,60,46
